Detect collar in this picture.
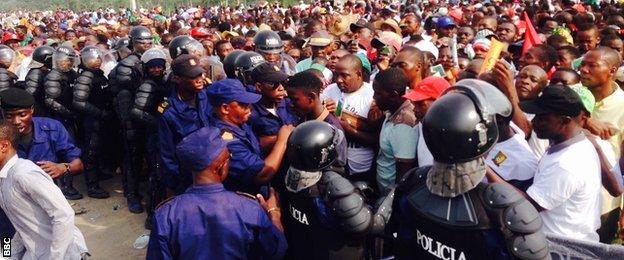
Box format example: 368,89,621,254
0,154,18,179
546,132,585,155
388,100,417,127
185,183,226,194
595,82,623,107
212,116,248,137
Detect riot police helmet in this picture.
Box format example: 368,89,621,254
32,45,55,67
254,30,284,54
52,45,79,72
80,46,104,70
223,49,245,78
287,121,342,172
169,35,205,59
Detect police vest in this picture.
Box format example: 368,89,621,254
285,184,366,260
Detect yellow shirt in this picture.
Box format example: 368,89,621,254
591,84,624,214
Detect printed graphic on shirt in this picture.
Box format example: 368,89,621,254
416,229,466,260
492,151,507,167
289,204,309,225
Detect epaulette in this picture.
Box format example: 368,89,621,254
221,130,234,141
155,196,176,209
235,191,257,200
157,98,170,114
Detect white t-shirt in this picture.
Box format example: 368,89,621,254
526,135,602,243
485,133,538,182
321,82,375,174
510,115,550,159
415,123,434,167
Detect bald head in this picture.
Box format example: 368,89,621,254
516,65,548,100
392,46,426,84
523,65,548,85
594,46,622,68
338,54,363,71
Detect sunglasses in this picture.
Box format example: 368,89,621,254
263,81,284,90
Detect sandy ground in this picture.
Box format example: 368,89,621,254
72,175,148,259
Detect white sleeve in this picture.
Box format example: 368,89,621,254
526,164,579,210
16,169,75,259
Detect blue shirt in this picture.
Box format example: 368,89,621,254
249,99,298,138
17,117,81,162
211,117,265,194
147,183,287,260
158,88,213,192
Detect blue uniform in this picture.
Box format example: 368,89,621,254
158,88,212,193
1,117,81,239
249,99,298,138
211,117,266,195
146,183,287,260
17,117,82,162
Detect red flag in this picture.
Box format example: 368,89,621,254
521,12,542,57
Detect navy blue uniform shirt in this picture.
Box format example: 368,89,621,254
158,87,212,192
146,183,287,260
249,99,298,138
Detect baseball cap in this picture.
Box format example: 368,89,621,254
176,127,228,172
251,63,289,83
520,85,583,117
350,19,375,33
355,53,372,73
0,88,35,110
307,30,332,47
568,83,595,114
371,31,403,52
403,76,451,102
206,79,262,105
436,16,455,29
172,54,206,78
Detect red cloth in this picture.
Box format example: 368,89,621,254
521,12,542,57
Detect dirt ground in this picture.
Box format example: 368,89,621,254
72,175,148,259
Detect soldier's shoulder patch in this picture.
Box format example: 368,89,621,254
155,196,176,209
221,130,234,141
235,191,257,200
157,99,170,114
492,151,507,167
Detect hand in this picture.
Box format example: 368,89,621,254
323,98,337,114
36,161,67,178
585,118,618,140
257,187,280,214
277,124,294,141
339,116,355,134
490,60,515,96
367,100,385,123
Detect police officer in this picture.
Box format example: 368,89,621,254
112,37,132,61
159,54,212,196
206,79,293,196
0,88,85,236
0,45,17,91
43,45,81,199
72,46,111,199
248,63,298,153
24,45,54,116
146,126,287,260
108,26,153,212
168,35,205,59
284,121,394,259
223,49,245,79
254,30,297,75
130,48,170,228
393,79,550,259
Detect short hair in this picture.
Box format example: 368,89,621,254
286,70,323,95
533,44,558,70
547,34,570,47
215,40,230,50
594,46,622,68
552,68,580,81
0,120,18,149
230,36,246,49
600,33,623,46
557,45,581,58
374,68,410,95
576,23,598,34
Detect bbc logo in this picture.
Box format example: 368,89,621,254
1,237,9,257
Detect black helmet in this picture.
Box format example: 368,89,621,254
223,49,245,78
113,37,130,50
234,51,265,84
169,35,204,59
422,79,511,163
287,121,341,172
32,45,54,67
129,26,153,44
253,30,284,54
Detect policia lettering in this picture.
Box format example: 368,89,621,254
416,229,467,260
289,205,310,225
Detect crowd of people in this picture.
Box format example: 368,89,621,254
1,0,624,258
